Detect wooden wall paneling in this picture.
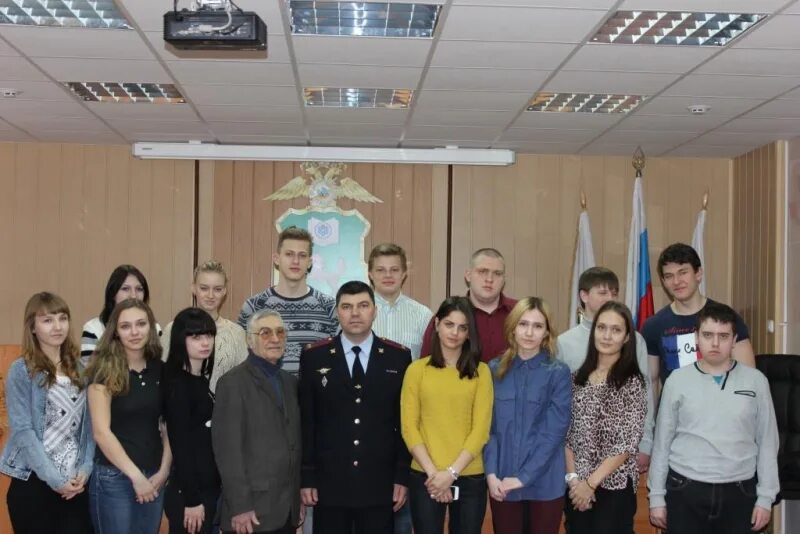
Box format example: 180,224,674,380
371,163,394,246
429,165,449,308
83,146,110,314
558,156,582,328
643,157,667,308
127,156,153,287
535,156,562,310
197,161,215,266
105,145,131,268
59,145,86,321
171,160,196,319
36,144,62,294
0,144,15,342
393,165,415,294
411,165,433,306
250,162,275,312
212,161,234,319
449,166,472,296
231,161,255,326
150,161,176,325
13,144,38,340
603,157,629,297
767,143,778,353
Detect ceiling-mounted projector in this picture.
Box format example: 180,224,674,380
164,8,267,50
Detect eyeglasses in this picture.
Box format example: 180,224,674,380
249,327,287,340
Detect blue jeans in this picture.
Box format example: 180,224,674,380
89,463,166,534
394,500,412,534
408,470,487,534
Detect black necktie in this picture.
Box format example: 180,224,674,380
352,345,365,384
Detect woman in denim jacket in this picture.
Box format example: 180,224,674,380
0,292,95,533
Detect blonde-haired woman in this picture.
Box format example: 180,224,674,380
86,299,172,533
484,297,571,534
1,292,95,533
160,260,247,392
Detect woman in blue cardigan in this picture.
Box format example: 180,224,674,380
484,297,572,534
0,292,95,533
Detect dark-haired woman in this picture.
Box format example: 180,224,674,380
564,301,646,534
1,292,95,533
400,296,493,534
163,307,221,534
484,298,571,534
87,299,172,534
81,264,162,363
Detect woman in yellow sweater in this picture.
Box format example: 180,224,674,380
401,296,494,534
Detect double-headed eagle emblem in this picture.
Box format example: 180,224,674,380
264,162,383,210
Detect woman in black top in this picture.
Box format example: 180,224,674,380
86,299,172,534
164,308,220,534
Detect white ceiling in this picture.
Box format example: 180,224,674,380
1,0,800,157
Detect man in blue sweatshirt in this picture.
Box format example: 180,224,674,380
648,301,778,533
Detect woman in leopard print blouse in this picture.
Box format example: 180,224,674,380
564,301,647,533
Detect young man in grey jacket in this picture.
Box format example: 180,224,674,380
556,267,656,471
648,301,779,533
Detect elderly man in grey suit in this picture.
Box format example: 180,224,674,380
213,309,302,534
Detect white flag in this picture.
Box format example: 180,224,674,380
625,176,655,330
691,208,707,295
569,210,596,328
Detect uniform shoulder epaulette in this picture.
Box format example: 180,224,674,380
380,337,408,351
305,337,334,350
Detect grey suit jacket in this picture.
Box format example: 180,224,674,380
212,357,301,532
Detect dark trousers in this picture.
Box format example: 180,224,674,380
490,496,564,534
7,473,92,534
408,469,487,534
665,468,765,534
564,477,636,534
164,481,221,534
223,517,295,534
314,503,394,534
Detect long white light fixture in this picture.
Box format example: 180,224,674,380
132,142,516,166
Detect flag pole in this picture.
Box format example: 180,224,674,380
580,190,587,210
702,190,709,209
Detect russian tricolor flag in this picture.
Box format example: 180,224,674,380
625,175,655,331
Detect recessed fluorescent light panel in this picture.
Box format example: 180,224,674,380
64,82,186,104
0,0,132,28
289,1,441,37
304,87,413,109
527,93,645,114
591,11,766,46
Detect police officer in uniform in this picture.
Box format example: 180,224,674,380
299,280,412,534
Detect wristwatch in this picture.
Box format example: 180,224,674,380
565,472,579,483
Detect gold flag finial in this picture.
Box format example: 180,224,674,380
580,190,587,210
632,146,646,177
702,190,709,209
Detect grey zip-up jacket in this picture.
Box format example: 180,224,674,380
648,360,779,509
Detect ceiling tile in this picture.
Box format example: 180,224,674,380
500,127,598,142
663,74,800,98
0,129,34,141
431,41,575,69
731,15,800,49
181,84,299,106
0,38,19,56
0,99,92,119
439,6,606,43
167,60,295,85
0,57,48,81
1,27,155,59
108,120,212,135
409,109,518,127
511,111,624,128
563,44,715,73
544,71,680,94
453,0,616,6
424,68,548,91
636,95,765,116
717,117,800,134
208,121,304,136
126,132,217,142
33,58,172,83
216,134,307,144
313,137,402,147
493,140,585,154
666,144,751,158
298,64,422,88
414,90,531,111
779,86,800,99
11,116,111,131
197,105,302,122
618,0,788,13
402,139,490,148
747,99,800,119
404,124,501,140
0,80,73,101
696,49,800,76
691,130,789,145
620,113,731,132
87,102,201,120
596,129,699,145
308,123,404,137
305,107,407,124
292,36,432,67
